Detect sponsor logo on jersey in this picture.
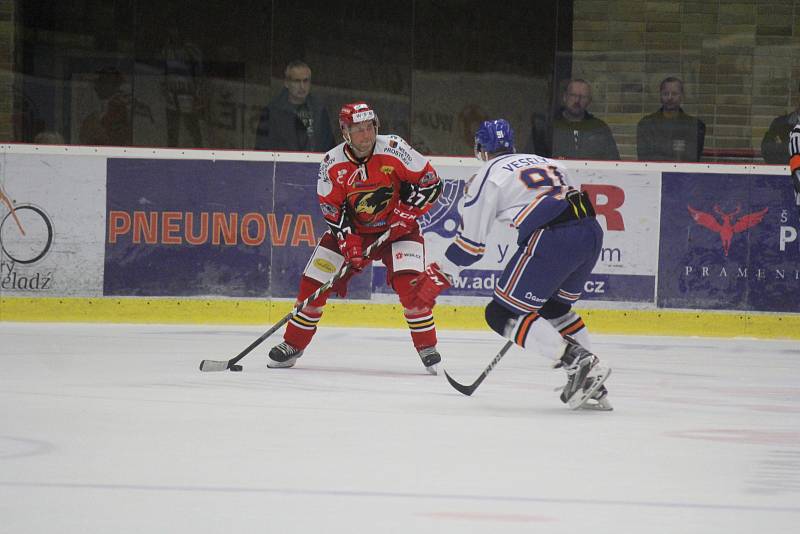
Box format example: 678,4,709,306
389,139,398,148
419,171,438,187
687,204,768,256
395,251,422,261
380,165,395,176
313,258,337,273
385,146,412,165
319,203,339,217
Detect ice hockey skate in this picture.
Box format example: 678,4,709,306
417,346,441,375
580,384,614,411
268,341,304,368
555,337,612,410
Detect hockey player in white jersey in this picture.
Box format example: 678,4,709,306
411,119,612,410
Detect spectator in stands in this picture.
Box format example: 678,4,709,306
637,77,706,162
79,67,132,146
255,60,335,152
761,82,800,164
525,79,619,160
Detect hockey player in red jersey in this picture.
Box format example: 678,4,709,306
268,102,444,373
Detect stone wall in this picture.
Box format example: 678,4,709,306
572,0,800,160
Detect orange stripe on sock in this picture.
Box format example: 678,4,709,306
560,319,585,337
514,313,539,346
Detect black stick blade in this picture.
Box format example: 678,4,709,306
443,369,478,396
199,359,230,372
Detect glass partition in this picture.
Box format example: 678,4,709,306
4,0,799,162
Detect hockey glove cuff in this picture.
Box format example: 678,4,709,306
338,232,366,271
410,263,453,309
388,204,421,241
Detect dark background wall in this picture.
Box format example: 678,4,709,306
5,0,565,155
4,1,800,160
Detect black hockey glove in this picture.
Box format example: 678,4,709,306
399,179,442,209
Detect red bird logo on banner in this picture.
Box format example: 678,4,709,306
687,205,768,256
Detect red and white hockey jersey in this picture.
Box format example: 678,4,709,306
316,134,440,235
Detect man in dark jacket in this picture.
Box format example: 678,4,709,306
761,82,800,164
637,77,706,162
254,60,335,152
525,79,619,161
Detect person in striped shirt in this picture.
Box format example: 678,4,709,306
790,123,800,210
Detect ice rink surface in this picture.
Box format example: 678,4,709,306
1,322,799,533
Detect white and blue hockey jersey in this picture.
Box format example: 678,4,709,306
442,153,576,273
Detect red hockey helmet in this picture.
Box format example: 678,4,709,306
338,101,379,132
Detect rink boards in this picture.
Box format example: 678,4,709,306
0,144,798,338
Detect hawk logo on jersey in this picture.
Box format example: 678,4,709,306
688,205,768,256
348,186,394,219
380,165,395,176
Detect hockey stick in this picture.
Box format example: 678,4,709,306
443,340,514,396
199,229,392,372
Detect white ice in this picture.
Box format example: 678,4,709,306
1,322,798,533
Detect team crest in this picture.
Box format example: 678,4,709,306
348,186,394,220
380,165,395,176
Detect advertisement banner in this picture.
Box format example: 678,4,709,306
657,172,800,312
380,162,660,302
102,157,403,299
269,161,371,299
104,158,273,296
1,154,106,296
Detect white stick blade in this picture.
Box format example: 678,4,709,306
199,360,229,372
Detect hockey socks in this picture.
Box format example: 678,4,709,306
404,309,437,350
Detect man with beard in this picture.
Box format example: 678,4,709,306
637,77,706,162
525,79,620,161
